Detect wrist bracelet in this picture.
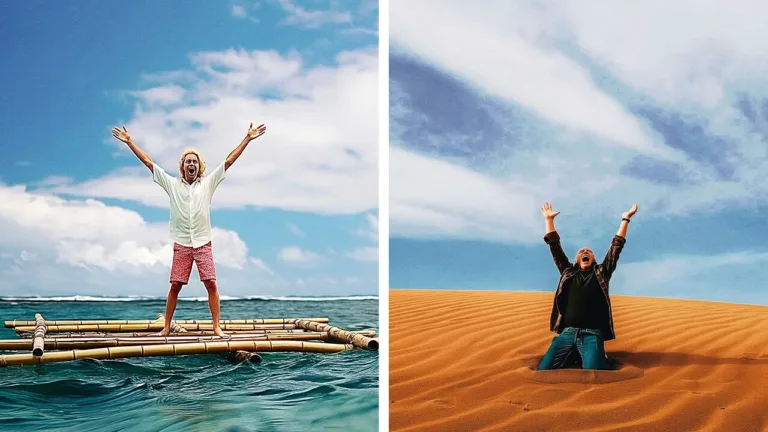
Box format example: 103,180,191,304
622,217,630,223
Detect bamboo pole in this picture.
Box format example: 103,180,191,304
0,332,335,350
0,341,355,367
40,329,377,339
43,329,348,338
291,319,379,351
14,323,297,333
155,314,186,333
32,314,47,357
5,318,329,327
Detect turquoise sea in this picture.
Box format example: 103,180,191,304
0,297,379,432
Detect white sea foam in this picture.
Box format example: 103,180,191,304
0,295,378,302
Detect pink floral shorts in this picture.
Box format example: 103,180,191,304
170,241,216,285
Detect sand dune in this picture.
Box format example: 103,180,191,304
390,290,768,432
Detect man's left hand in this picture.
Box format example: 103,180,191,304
622,203,639,219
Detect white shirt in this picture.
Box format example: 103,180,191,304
153,161,226,248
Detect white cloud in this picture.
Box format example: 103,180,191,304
130,85,186,106
355,212,378,242
140,70,198,85
611,251,768,303
249,257,274,275
0,250,36,272
232,4,248,18
347,212,378,261
230,3,260,23
366,212,378,232
341,27,378,37
45,47,378,216
278,246,320,264
390,0,768,244
390,0,675,158
391,147,541,243
296,275,361,287
277,0,352,28
190,48,303,85
287,224,305,237
37,175,73,188
345,246,377,262
552,0,768,107
0,183,248,272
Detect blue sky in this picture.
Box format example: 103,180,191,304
0,0,378,297
389,0,768,305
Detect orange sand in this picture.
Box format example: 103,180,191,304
390,290,768,432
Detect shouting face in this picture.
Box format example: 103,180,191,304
576,247,595,269
183,153,200,183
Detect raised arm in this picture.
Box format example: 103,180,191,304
541,202,572,274
601,203,637,278
225,122,267,170
616,203,637,238
112,126,153,173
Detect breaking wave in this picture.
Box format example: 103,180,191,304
0,295,378,303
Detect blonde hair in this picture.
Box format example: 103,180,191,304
178,148,207,178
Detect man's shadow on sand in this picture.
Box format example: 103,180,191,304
523,350,768,371
609,351,768,367
514,351,768,384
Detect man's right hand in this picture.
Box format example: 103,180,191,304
541,202,560,220
112,125,154,173
112,125,132,144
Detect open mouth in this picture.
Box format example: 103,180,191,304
187,166,196,176
581,255,591,262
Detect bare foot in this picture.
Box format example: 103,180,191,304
150,328,171,337
213,327,230,339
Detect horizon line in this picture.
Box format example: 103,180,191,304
389,288,768,308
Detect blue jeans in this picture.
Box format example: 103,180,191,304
538,327,610,370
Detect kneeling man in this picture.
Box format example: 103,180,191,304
537,202,637,370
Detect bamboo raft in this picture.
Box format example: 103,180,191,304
0,314,378,367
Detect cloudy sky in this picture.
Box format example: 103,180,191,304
0,0,378,297
389,0,768,305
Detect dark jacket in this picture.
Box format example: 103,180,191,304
544,231,626,341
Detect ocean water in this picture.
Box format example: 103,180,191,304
0,297,379,432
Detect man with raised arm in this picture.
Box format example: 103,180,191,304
111,123,267,338
537,202,638,370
